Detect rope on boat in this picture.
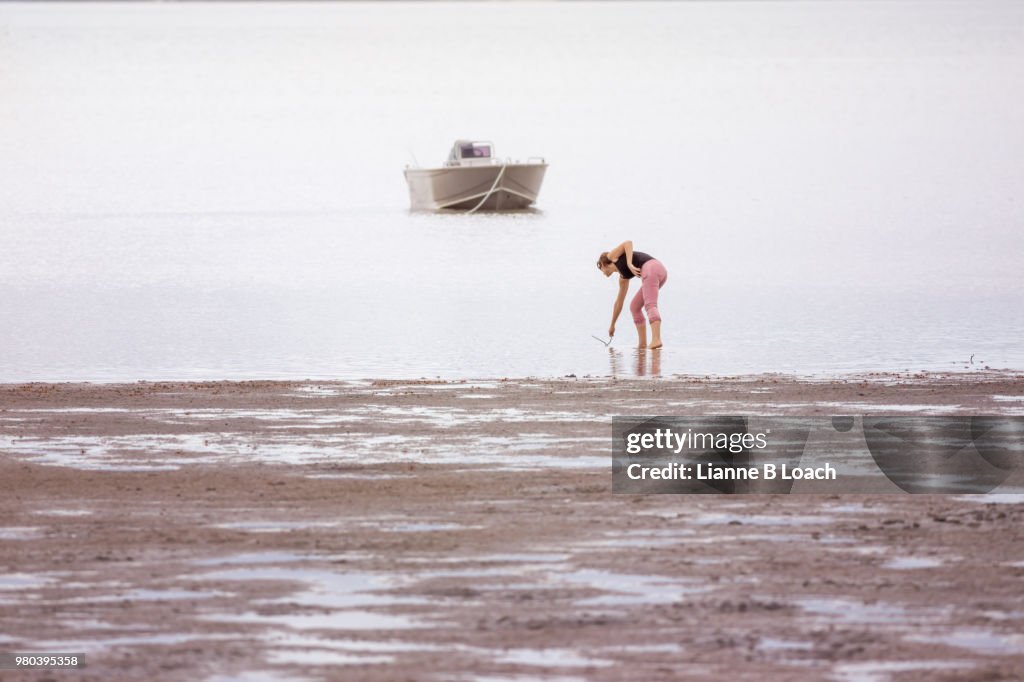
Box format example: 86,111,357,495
466,164,507,214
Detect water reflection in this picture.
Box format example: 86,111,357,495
608,348,661,377
608,348,621,377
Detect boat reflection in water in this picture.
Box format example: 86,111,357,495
404,140,547,212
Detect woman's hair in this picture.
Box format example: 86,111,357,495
596,252,613,269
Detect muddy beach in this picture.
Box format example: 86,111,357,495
1,373,1023,681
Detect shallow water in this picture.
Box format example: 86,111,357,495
1,1,1022,381
906,629,1024,656
795,598,912,625
558,569,710,606
830,660,974,682
882,556,947,570
207,673,316,682
0,429,608,471
196,565,426,630
0,573,55,590
494,648,614,669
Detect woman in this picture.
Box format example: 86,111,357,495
597,240,668,349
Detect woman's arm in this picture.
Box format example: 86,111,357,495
607,240,642,277
609,277,630,337
606,240,632,262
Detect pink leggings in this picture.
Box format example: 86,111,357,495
630,259,668,325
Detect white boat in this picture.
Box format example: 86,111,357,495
404,140,547,212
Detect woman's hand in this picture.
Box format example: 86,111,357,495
628,262,643,278
608,324,616,338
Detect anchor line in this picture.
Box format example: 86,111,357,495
466,164,508,214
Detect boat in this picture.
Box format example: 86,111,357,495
404,140,547,212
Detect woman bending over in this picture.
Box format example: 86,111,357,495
596,240,668,349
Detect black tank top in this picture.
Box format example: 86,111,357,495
615,251,654,279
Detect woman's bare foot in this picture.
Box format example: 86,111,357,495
648,322,662,350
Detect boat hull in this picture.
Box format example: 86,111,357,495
404,163,547,211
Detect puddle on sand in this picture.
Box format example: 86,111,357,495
830,545,889,556
354,405,596,428
31,633,234,653
796,598,911,625
80,588,220,603
58,619,125,631
197,566,425,631
495,648,613,668
0,429,606,470
979,609,1024,621
304,472,410,480
0,433,208,470
830,660,974,682
193,552,309,566
815,535,856,545
207,672,318,682
196,567,412,607
156,408,369,425
953,494,1024,504
558,569,709,606
0,526,42,540
811,401,961,413
600,643,684,654
758,638,814,652
580,529,696,549
373,522,468,533
206,610,422,631
882,557,946,570
32,509,92,517
0,573,54,590
690,513,835,526
906,629,1024,656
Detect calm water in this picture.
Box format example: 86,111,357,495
1,1,1022,381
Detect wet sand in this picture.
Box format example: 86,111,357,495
1,373,1023,681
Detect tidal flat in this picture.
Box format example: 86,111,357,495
1,373,1022,680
